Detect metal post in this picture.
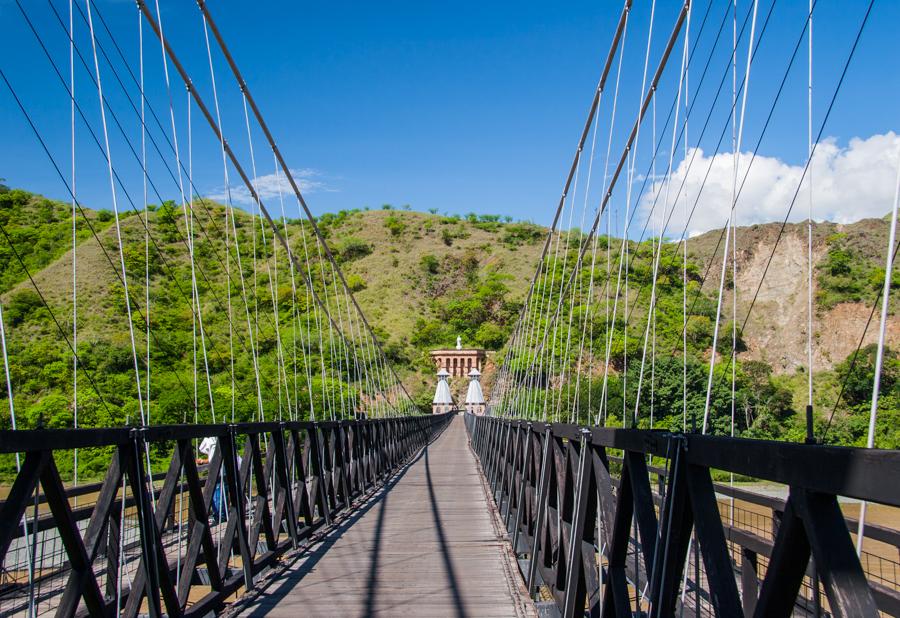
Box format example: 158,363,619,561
130,431,162,618
527,426,553,595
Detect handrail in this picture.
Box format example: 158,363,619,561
0,413,453,617
465,414,900,618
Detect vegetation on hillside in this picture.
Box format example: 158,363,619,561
817,231,898,310
0,187,895,480
497,230,899,449
0,188,391,478
0,188,113,293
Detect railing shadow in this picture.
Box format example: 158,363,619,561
362,470,390,617
236,419,454,616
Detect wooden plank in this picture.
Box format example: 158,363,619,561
235,417,533,617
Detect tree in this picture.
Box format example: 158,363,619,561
836,344,899,407
5,289,44,326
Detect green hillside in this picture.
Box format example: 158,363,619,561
0,183,896,481
314,208,546,397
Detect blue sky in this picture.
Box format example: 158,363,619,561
1,0,898,231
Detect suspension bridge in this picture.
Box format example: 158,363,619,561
0,0,899,616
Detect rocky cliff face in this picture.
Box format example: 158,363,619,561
690,216,898,373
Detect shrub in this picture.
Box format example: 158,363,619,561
337,237,372,262
155,201,180,242
836,344,899,407
5,289,44,325
384,214,406,237
685,315,713,348
346,273,367,291
420,254,439,274
501,222,544,247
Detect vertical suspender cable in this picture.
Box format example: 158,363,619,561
140,3,151,432
702,0,758,435
188,89,197,424
273,161,303,420
598,19,630,424
84,0,147,427
683,7,691,433
0,303,35,617
856,153,900,555
69,0,79,497
807,0,815,424
729,0,739,529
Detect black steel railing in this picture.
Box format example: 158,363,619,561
465,414,900,618
0,413,452,617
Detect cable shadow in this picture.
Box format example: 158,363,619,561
424,442,468,618
362,477,389,616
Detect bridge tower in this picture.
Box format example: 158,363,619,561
465,367,486,415
432,367,455,414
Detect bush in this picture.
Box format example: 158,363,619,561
337,237,372,262
501,223,544,247
384,214,406,237
420,254,439,275
826,248,853,276
346,273,367,291
685,315,713,348
475,322,506,348
155,201,180,242
836,344,899,407
816,236,894,310
5,289,44,325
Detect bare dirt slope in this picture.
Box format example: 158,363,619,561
690,217,899,372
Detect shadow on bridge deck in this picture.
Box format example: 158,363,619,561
232,416,533,617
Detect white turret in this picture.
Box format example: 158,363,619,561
432,368,454,414
465,368,485,416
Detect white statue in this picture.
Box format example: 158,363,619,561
456,335,462,350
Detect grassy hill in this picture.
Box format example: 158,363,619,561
314,208,545,399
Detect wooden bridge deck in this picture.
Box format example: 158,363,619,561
234,416,533,617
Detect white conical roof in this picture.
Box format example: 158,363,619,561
467,367,481,377
465,373,485,405
433,371,453,405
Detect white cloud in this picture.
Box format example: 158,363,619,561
639,132,900,238
206,168,334,204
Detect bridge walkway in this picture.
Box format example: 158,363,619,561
234,416,533,617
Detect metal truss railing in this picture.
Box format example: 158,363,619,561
0,414,452,617
465,414,900,618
